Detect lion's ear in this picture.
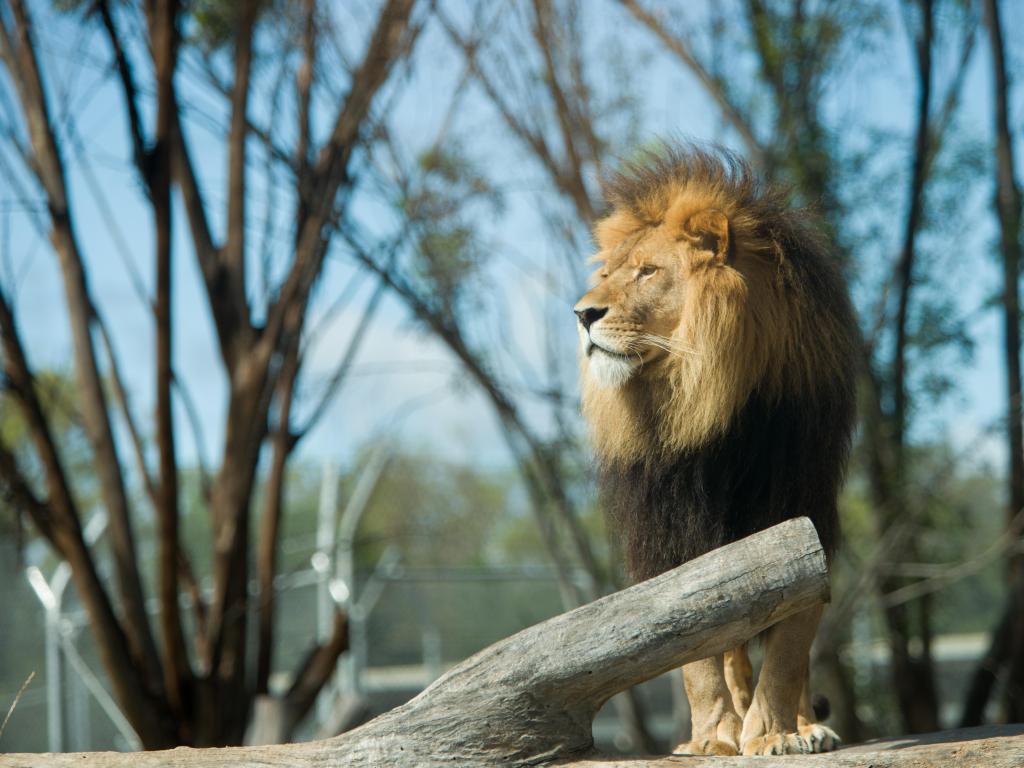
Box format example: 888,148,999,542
682,209,731,264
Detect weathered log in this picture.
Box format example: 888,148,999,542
558,725,1024,767
3,518,829,767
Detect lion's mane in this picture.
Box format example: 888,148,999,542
584,145,858,582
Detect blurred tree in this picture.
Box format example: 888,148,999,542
961,0,1024,726
0,0,419,747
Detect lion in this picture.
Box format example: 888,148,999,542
574,144,857,756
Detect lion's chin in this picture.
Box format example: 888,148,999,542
585,348,639,389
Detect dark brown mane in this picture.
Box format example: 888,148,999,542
600,388,851,581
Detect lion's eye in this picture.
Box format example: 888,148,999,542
637,265,658,278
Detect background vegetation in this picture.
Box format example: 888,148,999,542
1,0,1023,754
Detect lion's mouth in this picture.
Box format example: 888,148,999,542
586,342,633,361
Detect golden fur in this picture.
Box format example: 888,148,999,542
580,147,855,464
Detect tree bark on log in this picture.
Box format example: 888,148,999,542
0,519,825,766
559,725,1024,767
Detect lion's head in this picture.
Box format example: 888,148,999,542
576,145,856,465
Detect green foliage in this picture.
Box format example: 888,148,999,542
352,444,512,569
0,370,97,524
187,0,278,50
241,445,531,577
840,437,1007,640
189,0,237,49
401,146,503,316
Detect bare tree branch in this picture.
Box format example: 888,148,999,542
1,0,162,692
344,227,604,602
281,609,349,732
263,0,419,355
185,52,297,174
172,373,213,500
255,341,300,696
170,108,237,369
294,272,387,441
223,0,259,336
529,0,596,221
617,0,766,167
0,438,56,543
891,0,934,461
94,0,149,182
94,312,158,507
437,8,590,221
294,0,317,233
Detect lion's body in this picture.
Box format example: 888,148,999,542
575,145,857,756
600,390,848,581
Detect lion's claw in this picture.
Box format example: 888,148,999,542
742,733,812,755
799,722,841,752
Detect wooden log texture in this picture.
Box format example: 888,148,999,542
559,725,1024,767
3,518,831,767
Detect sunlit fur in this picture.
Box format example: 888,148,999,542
578,144,858,579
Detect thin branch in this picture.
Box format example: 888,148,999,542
0,671,35,742
185,52,296,173
262,0,419,358
437,9,576,216
170,107,236,369
223,0,259,335
529,0,596,220
94,0,149,182
293,272,387,441
281,609,349,730
172,373,212,500
344,225,603,602
255,38,293,306
926,11,978,173
617,0,766,167
94,312,158,506
891,0,934,458
883,509,1024,608
254,339,300,696
0,439,56,544
294,0,317,231
178,551,209,665
0,288,78,534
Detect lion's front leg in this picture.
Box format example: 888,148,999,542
673,654,743,756
741,605,840,755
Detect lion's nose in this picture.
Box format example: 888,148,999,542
574,306,608,331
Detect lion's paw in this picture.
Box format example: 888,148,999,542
742,733,812,755
672,739,740,756
798,722,841,753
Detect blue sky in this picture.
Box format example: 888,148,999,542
2,0,1020,481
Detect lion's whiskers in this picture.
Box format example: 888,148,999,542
639,333,699,358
